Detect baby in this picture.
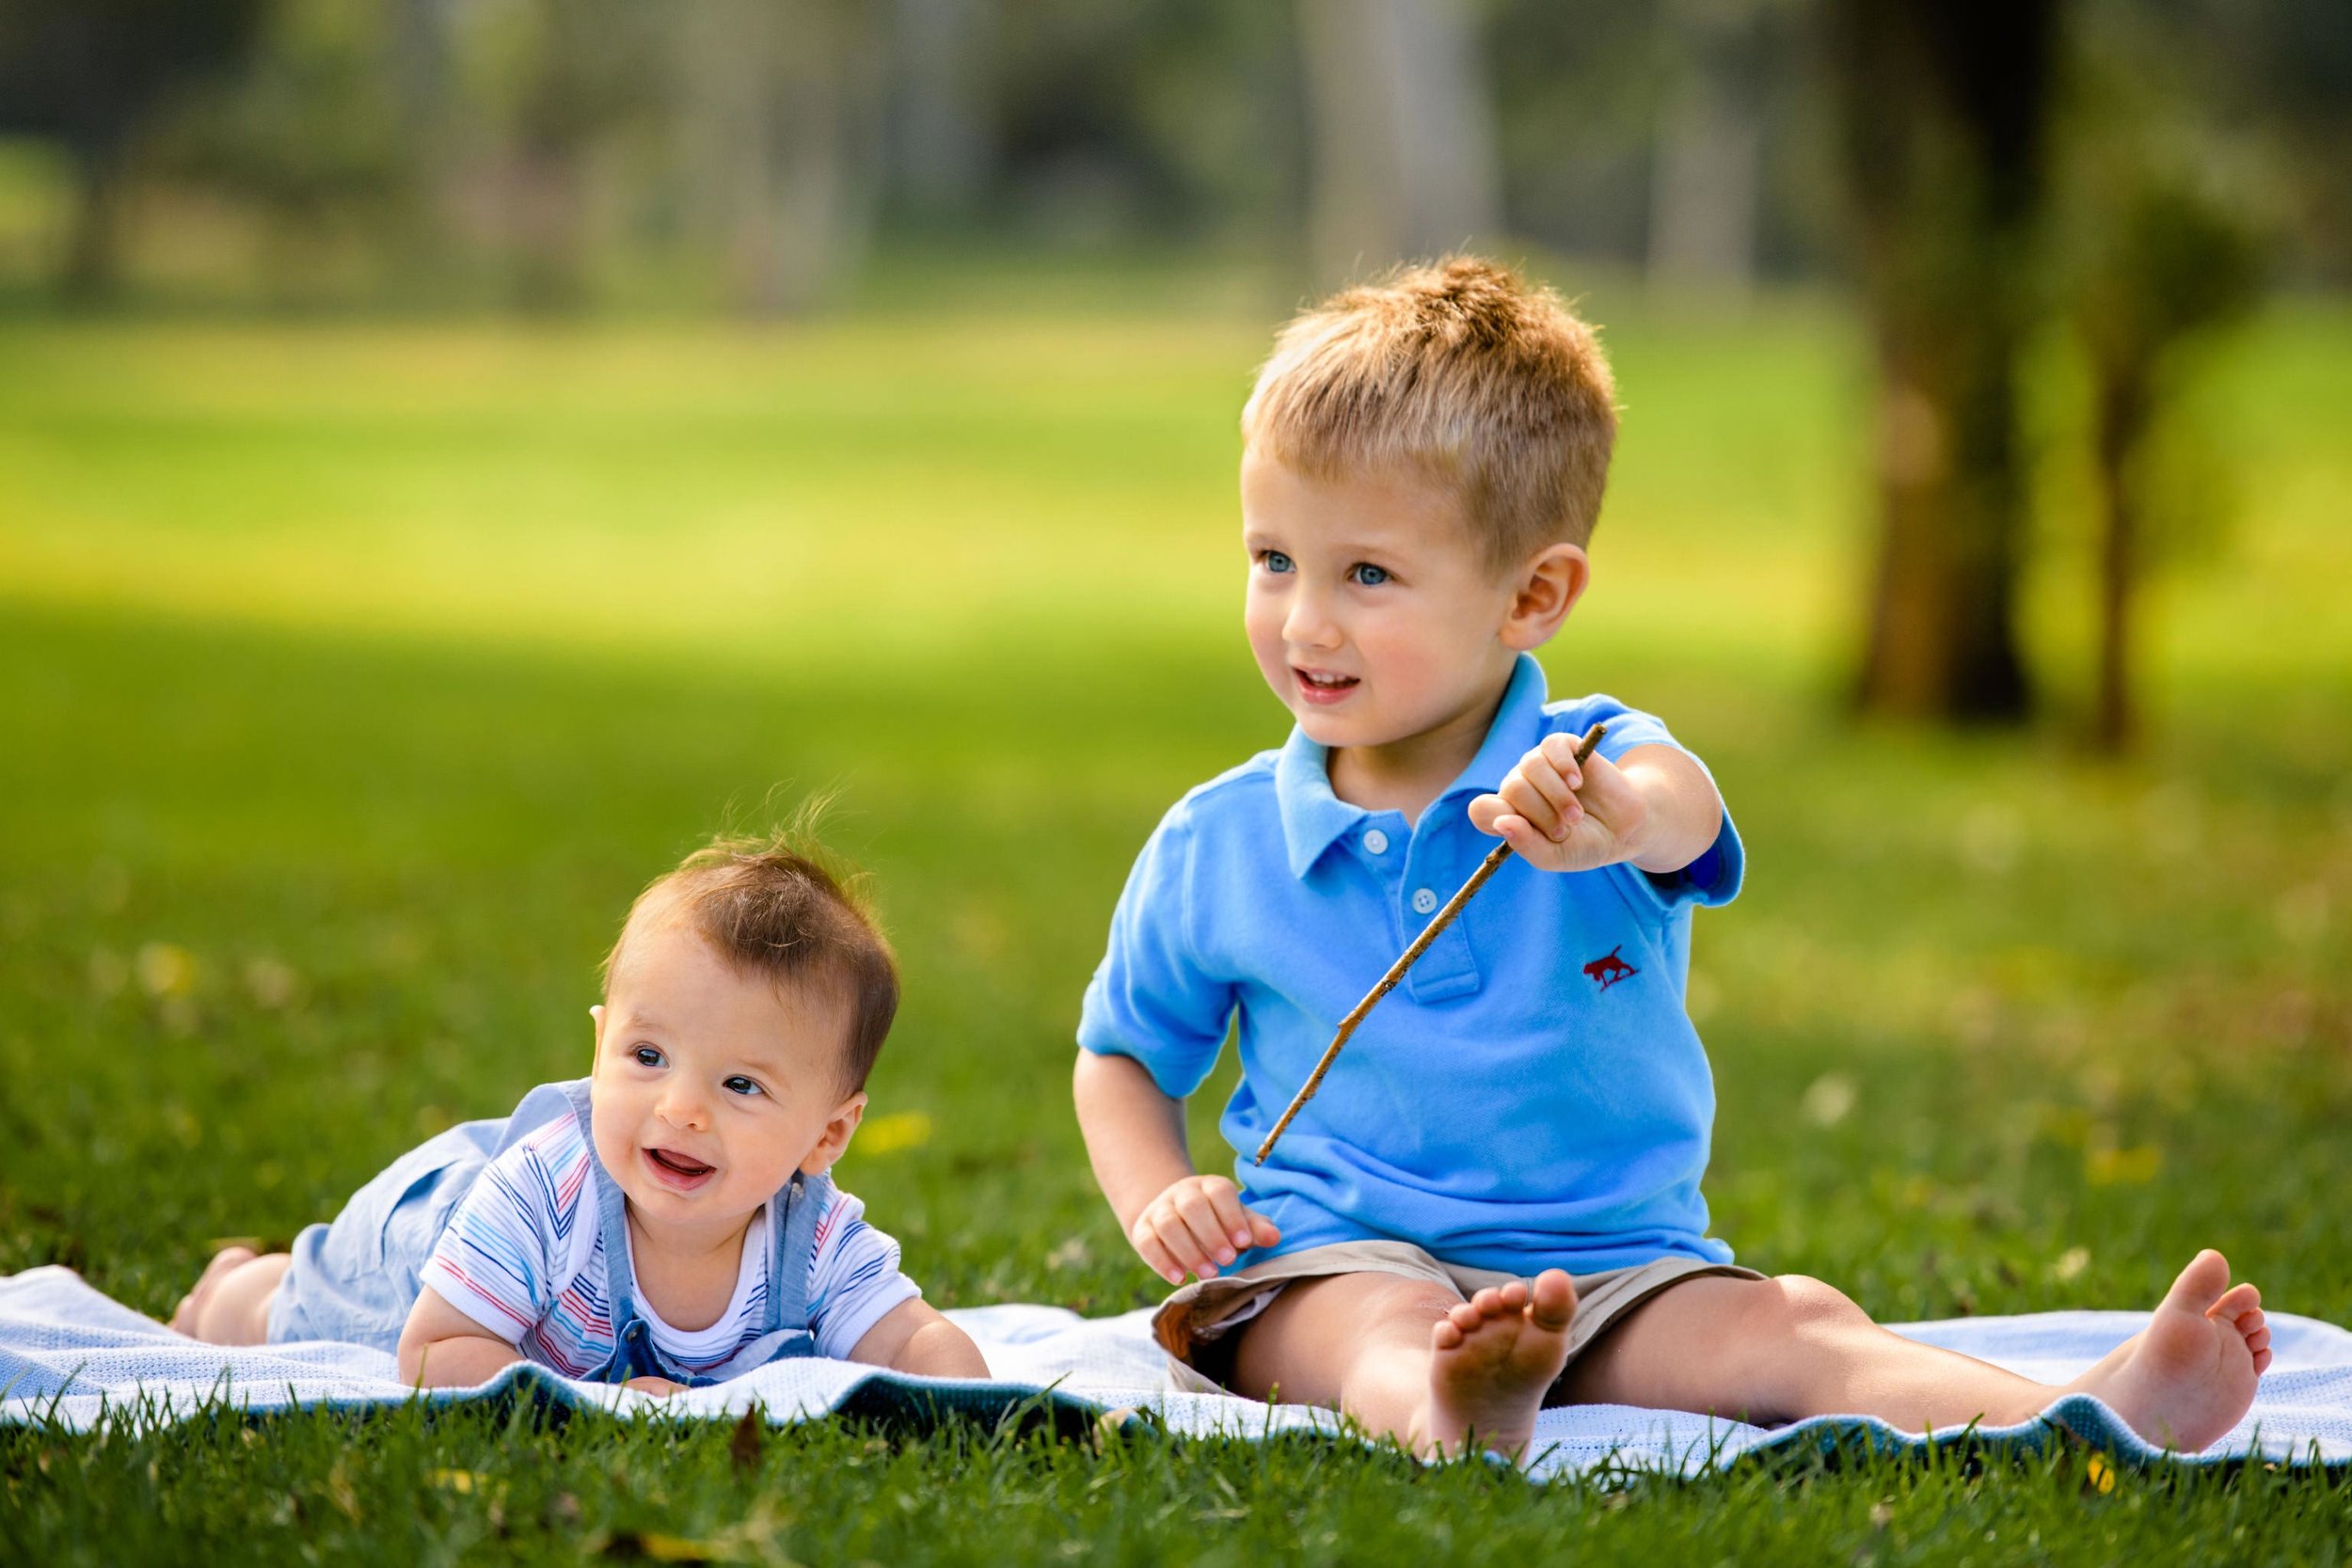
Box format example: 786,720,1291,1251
176,834,986,1391
1073,257,2271,1460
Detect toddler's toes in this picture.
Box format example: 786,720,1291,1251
1528,1269,1577,1332
1432,1316,1466,1352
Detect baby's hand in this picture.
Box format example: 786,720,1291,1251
624,1375,685,1397
1468,733,1648,875
1129,1175,1281,1285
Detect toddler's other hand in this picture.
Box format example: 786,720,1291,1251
624,1375,685,1397
1469,734,1647,874
1130,1174,1281,1285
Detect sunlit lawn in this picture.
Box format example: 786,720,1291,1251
2,278,2347,1562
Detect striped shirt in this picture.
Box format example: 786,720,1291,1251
419,1109,918,1377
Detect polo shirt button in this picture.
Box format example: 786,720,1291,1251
1363,829,1390,855
1411,887,1438,914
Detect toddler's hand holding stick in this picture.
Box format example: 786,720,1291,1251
1252,722,1607,1164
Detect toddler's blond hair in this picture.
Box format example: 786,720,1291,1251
1241,257,1619,567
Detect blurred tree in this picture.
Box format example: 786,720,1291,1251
1296,0,1501,283
886,0,996,224
158,0,413,297
985,0,1300,247
0,0,267,298
2057,42,2264,752
678,0,885,315
2157,0,2352,284
1646,0,1771,296
461,0,666,310
1832,0,2061,723
2074,179,2259,751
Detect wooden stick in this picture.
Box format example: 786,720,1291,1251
1251,721,1608,1165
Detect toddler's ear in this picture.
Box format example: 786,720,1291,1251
589,1004,606,1049
1502,542,1589,650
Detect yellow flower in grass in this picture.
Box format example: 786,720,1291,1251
135,942,196,998
857,1111,933,1156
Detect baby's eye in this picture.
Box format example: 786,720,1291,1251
723,1075,765,1098
1349,563,1391,587
1259,550,1295,575
631,1045,665,1069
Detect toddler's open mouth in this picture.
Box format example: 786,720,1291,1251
1294,667,1359,705
643,1146,717,1192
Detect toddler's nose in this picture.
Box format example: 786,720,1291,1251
1283,593,1343,650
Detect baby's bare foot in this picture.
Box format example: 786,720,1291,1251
170,1244,258,1338
2066,1249,2270,1452
1423,1270,1577,1461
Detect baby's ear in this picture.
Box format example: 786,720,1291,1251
589,1005,606,1050
803,1093,868,1175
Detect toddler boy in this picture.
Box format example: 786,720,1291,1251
1073,258,2270,1459
178,834,985,1391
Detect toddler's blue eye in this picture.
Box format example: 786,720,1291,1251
1262,550,1295,575
632,1045,664,1069
1351,563,1390,586
723,1075,765,1098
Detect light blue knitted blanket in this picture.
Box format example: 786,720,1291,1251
3,1267,2344,1478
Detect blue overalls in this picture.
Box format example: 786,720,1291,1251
270,1075,828,1385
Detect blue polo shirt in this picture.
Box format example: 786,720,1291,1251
1077,654,1742,1275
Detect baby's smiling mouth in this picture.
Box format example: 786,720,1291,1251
644,1147,717,1190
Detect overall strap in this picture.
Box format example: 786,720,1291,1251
561,1079,644,1348
764,1169,833,1334
493,1078,588,1158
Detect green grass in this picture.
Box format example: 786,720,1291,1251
2,277,2348,1562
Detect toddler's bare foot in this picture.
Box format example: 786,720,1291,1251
171,1245,257,1337
1422,1269,1577,1461
2065,1249,2270,1452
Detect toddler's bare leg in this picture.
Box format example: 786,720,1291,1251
171,1247,292,1345
1561,1251,2268,1453
1228,1268,1577,1459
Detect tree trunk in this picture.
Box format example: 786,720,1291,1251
60,146,125,303
1834,0,2059,722
2090,364,2151,752
1647,0,1764,297
684,0,884,315
1296,0,1502,284
887,0,993,220
506,135,589,313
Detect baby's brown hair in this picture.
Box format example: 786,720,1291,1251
1241,257,1619,568
603,830,898,1094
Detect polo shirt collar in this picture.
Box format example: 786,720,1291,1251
1274,653,1551,879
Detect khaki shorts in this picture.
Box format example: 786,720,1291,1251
1151,1240,1761,1400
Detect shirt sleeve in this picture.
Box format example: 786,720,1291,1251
804,1187,922,1362
416,1139,562,1345
1580,702,1745,918
1074,800,1239,1099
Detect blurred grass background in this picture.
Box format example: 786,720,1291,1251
7,0,2352,1557
4,272,2345,1326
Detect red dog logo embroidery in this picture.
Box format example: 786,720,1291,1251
1582,945,1638,992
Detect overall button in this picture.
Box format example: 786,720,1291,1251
1363,829,1390,855
1410,887,1438,915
